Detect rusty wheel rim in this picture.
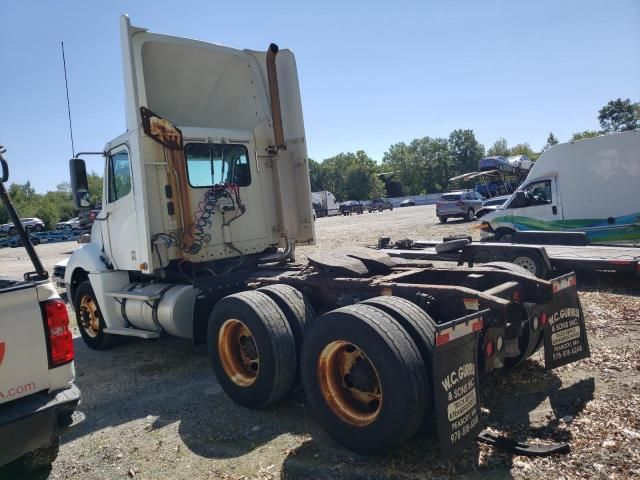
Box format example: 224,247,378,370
317,340,383,427
218,319,260,387
79,295,100,338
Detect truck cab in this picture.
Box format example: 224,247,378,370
65,15,314,347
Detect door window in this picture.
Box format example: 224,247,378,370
107,150,132,203
523,180,552,205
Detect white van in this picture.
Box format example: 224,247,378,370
480,130,640,243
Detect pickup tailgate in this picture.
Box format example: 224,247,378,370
0,282,50,405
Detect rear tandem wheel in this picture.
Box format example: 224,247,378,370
300,303,428,454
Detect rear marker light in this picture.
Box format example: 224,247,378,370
43,299,74,367
485,341,494,357
539,311,548,327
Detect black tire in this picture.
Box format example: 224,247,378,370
494,228,515,243
10,438,59,472
484,262,542,368
438,216,447,223
73,280,118,350
359,296,436,419
208,291,296,409
443,234,472,243
435,238,470,254
31,237,41,246
390,205,394,211
257,284,316,387
35,224,43,232
8,226,16,235
300,303,428,455
467,208,475,222
508,250,547,278
25,225,33,232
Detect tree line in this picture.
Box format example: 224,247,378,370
310,97,640,201
1,98,638,226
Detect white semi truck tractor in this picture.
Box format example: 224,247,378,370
65,16,591,456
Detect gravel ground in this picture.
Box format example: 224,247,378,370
1,205,639,480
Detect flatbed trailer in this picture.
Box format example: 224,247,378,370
378,237,640,278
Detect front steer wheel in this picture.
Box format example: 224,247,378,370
208,291,297,409
73,281,118,350
300,303,428,455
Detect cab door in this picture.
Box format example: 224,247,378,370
103,146,139,269
510,178,562,231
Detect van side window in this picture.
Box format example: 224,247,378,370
523,180,552,205
107,150,132,203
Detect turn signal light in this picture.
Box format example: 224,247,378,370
42,299,74,367
485,341,494,357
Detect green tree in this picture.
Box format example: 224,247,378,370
543,132,559,150
510,143,537,158
487,138,509,156
448,129,485,175
571,130,600,141
598,98,640,133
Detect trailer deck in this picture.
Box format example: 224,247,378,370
380,239,640,275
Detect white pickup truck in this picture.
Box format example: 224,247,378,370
0,146,83,472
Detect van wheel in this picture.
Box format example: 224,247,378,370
467,209,475,222
494,228,515,242
208,291,296,408
74,281,117,350
301,303,427,454
10,438,59,472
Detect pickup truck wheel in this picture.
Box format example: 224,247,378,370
300,304,428,454
208,291,296,408
11,438,59,472
74,281,117,350
257,284,316,389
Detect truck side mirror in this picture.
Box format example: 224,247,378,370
69,158,91,209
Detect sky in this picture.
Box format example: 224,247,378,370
1,0,639,193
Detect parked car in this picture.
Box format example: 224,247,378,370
9,233,41,247
400,198,415,207
78,209,101,229
436,190,484,222
368,199,393,212
0,217,45,235
339,200,364,215
476,195,511,219
56,217,82,231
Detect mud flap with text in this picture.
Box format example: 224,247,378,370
543,273,590,369
433,311,486,458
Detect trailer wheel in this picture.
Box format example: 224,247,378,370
257,284,316,387
484,263,543,368
301,304,428,454
508,251,547,278
208,291,296,408
73,280,118,350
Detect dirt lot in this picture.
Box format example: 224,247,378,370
1,205,639,480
